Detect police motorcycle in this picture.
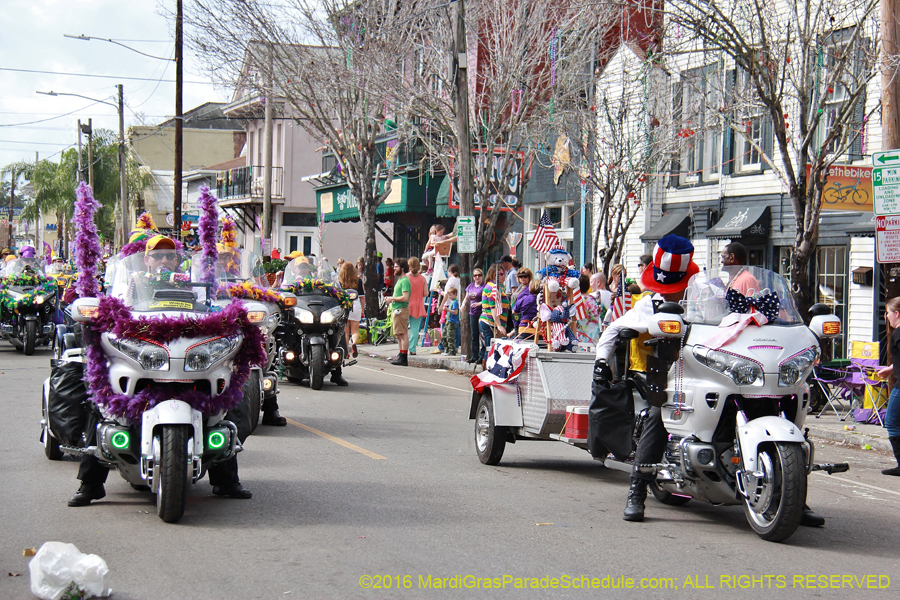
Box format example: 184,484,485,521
278,255,355,390
203,248,281,431
47,249,267,522
599,266,848,542
0,256,58,355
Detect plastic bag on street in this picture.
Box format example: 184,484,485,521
29,541,111,600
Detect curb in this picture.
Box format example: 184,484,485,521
362,346,889,452
804,424,892,453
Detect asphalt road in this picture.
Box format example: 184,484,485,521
2,347,900,599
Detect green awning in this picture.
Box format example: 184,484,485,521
316,174,446,223
435,176,458,218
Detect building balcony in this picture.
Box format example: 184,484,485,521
215,165,284,202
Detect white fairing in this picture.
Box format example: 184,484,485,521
140,400,204,457
735,413,808,472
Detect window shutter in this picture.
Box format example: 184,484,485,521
761,108,774,171
670,79,682,187
722,69,736,175
848,42,868,162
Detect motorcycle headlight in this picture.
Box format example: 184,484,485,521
295,307,315,324
320,306,343,324
779,347,819,387
35,292,55,305
185,335,240,372
110,336,170,371
692,345,764,386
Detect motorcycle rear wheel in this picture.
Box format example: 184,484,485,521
155,425,191,523
24,320,37,356
309,345,325,390
741,442,806,542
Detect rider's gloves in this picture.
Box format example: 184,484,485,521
592,359,612,384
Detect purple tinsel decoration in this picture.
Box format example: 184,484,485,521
85,295,267,420
197,185,219,285
74,182,101,298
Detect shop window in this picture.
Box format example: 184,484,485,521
523,203,575,271
816,245,847,357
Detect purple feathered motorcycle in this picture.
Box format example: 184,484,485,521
61,250,267,522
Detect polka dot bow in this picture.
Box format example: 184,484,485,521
726,288,780,323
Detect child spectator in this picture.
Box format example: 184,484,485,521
441,288,460,355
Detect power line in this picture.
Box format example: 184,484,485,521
0,100,105,128
0,139,72,145
0,67,215,84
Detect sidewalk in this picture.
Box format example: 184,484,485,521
359,342,891,452
361,341,484,377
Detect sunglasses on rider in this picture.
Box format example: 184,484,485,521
150,252,177,261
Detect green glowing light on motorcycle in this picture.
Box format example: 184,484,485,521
208,431,227,450
110,431,130,449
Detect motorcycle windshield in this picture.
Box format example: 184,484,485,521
110,250,205,310
281,255,340,289
5,257,45,276
191,249,269,294
683,266,803,326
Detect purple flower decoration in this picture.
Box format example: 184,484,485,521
74,181,101,298
198,185,219,285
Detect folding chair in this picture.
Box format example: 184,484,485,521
848,341,887,427
811,360,860,420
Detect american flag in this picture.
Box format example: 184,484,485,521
608,274,632,322
529,210,562,253
571,286,588,320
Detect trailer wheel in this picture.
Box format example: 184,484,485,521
475,393,506,465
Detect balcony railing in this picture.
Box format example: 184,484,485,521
216,165,284,201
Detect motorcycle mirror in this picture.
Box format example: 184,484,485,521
808,303,831,317
657,301,684,315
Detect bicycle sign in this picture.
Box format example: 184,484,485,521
874,150,900,215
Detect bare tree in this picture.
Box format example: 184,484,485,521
403,0,618,267
666,0,881,315
186,0,428,319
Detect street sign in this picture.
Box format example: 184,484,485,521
456,215,476,254
876,214,900,263
873,151,900,167
873,166,900,215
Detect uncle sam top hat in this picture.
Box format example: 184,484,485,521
640,234,700,294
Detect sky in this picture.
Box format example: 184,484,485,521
0,0,231,170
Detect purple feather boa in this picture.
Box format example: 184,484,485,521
74,182,101,298
84,295,267,420
198,185,219,285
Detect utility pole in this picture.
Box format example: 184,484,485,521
262,49,274,258
35,151,40,249
883,0,900,357
83,119,94,188
7,171,13,247
118,84,128,248
77,119,83,184
453,0,475,356
174,0,184,235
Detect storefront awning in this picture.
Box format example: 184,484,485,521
845,211,876,236
640,209,691,243
704,206,770,240
316,174,445,223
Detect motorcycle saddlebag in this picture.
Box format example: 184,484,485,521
587,379,635,461
48,359,89,446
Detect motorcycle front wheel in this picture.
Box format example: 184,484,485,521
24,320,37,355
155,425,191,523
741,442,806,542
309,345,325,390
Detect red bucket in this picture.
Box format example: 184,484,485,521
565,406,589,439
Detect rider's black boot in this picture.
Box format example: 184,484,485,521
261,410,287,426
882,437,900,476
623,478,648,522
390,353,408,366
331,372,349,386
67,483,106,507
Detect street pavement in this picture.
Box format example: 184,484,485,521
2,344,900,599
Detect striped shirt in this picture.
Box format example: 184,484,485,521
479,282,510,329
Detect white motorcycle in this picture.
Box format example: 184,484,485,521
606,266,848,542
46,250,268,523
